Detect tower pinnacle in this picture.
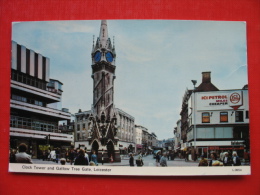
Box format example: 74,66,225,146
99,20,109,48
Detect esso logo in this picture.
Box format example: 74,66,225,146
230,93,240,104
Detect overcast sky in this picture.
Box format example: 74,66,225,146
12,20,248,140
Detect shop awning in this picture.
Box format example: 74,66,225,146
136,144,142,148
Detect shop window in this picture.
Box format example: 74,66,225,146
220,112,228,122
202,112,210,123
235,111,244,122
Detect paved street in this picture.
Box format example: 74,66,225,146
32,154,199,167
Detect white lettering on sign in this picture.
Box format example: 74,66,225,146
201,95,228,100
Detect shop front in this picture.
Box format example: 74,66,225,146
136,144,142,154
118,141,135,155
189,140,245,160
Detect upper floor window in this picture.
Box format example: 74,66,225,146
235,111,244,122
220,112,228,122
202,112,210,123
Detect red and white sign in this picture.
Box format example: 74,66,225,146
195,91,244,111
228,91,243,110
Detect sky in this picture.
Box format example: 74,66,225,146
12,20,248,140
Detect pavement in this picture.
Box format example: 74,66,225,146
32,155,200,167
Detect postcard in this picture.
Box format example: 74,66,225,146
9,20,250,176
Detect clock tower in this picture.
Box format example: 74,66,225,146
87,20,120,162
91,20,116,119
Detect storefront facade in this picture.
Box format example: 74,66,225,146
187,88,249,160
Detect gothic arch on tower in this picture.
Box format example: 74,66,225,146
106,140,115,160
91,139,99,155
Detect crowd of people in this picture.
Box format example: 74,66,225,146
10,143,109,166
198,151,243,166
128,151,169,167
10,143,247,168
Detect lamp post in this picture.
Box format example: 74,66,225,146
191,80,197,160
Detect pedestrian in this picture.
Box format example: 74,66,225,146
15,143,33,164
110,154,114,163
74,149,89,165
243,150,249,163
136,152,143,166
55,148,60,163
69,148,76,165
232,152,241,166
85,150,89,164
209,153,223,166
60,158,66,165
198,155,208,166
155,151,161,166
160,153,167,167
222,152,233,166
185,151,189,161
219,150,225,161
91,151,98,165
89,161,96,166
9,149,17,163
129,153,134,166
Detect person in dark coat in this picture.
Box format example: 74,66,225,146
155,151,161,166
74,149,89,165
9,149,16,163
129,153,134,166
222,152,233,166
232,152,241,166
69,148,76,165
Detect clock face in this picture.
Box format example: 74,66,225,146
105,52,113,62
94,51,101,62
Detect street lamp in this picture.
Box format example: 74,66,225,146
191,80,197,159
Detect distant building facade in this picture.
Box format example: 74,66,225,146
135,125,143,153
174,119,181,151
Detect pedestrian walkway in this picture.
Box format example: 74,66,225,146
31,156,200,167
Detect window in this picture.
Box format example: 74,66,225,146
220,112,228,122
202,112,210,123
246,111,249,119
235,111,244,122
77,124,80,131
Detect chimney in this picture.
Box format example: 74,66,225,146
202,72,211,83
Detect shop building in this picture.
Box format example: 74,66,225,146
10,41,73,158
183,72,249,160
